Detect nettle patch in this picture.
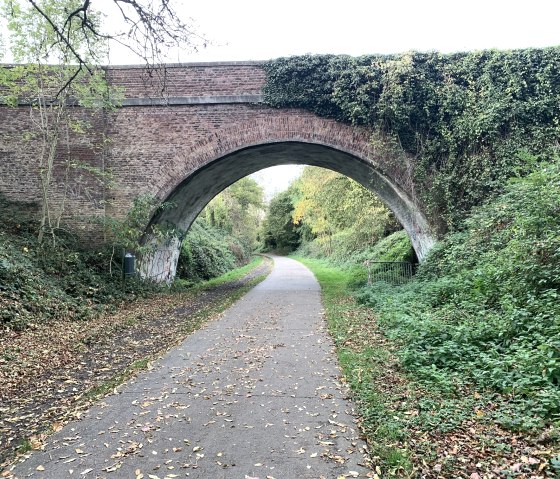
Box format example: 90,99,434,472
356,162,560,430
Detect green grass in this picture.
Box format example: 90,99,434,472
198,255,267,288
292,256,415,477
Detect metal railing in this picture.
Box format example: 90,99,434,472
363,260,415,285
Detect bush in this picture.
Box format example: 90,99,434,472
355,162,560,429
354,230,415,263
176,221,248,282
0,202,161,331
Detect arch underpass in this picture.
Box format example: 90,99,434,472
0,61,436,283
141,139,435,282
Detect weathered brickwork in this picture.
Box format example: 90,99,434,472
0,61,435,266
106,62,266,98
0,106,108,235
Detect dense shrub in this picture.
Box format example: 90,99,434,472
353,230,415,263
355,162,560,429
176,221,244,281
0,196,161,330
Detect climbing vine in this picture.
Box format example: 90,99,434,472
263,49,560,231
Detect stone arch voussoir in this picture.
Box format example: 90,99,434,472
154,114,398,203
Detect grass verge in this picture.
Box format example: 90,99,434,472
294,256,558,479
293,256,415,477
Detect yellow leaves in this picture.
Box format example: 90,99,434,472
51,422,63,432
28,435,43,450
289,165,391,245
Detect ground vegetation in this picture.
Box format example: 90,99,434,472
177,177,265,282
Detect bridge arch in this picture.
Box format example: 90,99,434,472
140,115,436,282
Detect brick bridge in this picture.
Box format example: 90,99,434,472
0,61,435,282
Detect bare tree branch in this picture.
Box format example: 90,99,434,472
23,0,206,70
26,0,93,74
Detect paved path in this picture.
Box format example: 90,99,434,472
11,257,372,479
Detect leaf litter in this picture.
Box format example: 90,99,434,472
0,260,271,473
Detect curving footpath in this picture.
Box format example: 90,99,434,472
10,257,372,479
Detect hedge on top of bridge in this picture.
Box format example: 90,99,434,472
263,48,560,232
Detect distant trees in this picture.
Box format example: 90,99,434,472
201,177,265,253
291,167,397,256
262,166,401,258
177,177,265,281
262,188,301,253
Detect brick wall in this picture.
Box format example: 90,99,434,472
0,62,421,247
105,62,266,98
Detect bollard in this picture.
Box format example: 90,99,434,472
123,252,136,279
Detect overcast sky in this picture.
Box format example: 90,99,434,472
107,0,560,63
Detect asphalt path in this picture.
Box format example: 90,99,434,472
10,257,372,479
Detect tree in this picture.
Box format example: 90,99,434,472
262,188,301,253
177,178,265,281
291,167,397,256
3,1,206,83
1,0,121,244
202,177,265,251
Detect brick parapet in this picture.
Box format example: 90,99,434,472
105,63,267,99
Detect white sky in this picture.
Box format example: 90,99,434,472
164,0,560,63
